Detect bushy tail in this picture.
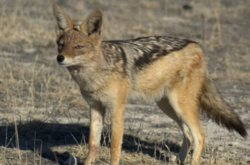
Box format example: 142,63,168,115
199,76,247,137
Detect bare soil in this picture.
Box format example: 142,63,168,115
0,0,250,164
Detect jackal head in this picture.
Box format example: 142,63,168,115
53,4,103,67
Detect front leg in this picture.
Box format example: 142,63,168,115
85,101,105,165
110,97,126,165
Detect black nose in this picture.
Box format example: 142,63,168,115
57,55,65,62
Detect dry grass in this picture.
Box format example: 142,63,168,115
0,0,250,164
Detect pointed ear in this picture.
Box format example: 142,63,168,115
52,4,73,36
82,8,103,44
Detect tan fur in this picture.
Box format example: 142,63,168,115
52,4,247,165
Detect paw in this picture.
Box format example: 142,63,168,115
64,156,80,165
84,158,95,165
84,162,95,165
175,155,185,165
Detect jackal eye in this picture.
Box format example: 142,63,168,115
58,43,64,50
75,45,84,49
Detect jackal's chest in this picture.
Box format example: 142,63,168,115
68,69,95,92
68,68,109,93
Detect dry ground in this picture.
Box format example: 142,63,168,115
0,0,250,164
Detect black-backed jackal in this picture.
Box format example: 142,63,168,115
52,4,247,165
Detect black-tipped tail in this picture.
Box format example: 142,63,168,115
199,77,247,137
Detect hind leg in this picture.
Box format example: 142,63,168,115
167,90,205,165
178,124,193,163
157,98,193,163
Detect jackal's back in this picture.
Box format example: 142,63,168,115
101,36,196,72
101,36,202,102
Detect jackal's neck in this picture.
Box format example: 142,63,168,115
67,62,110,93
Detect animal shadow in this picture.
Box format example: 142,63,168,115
0,120,180,164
